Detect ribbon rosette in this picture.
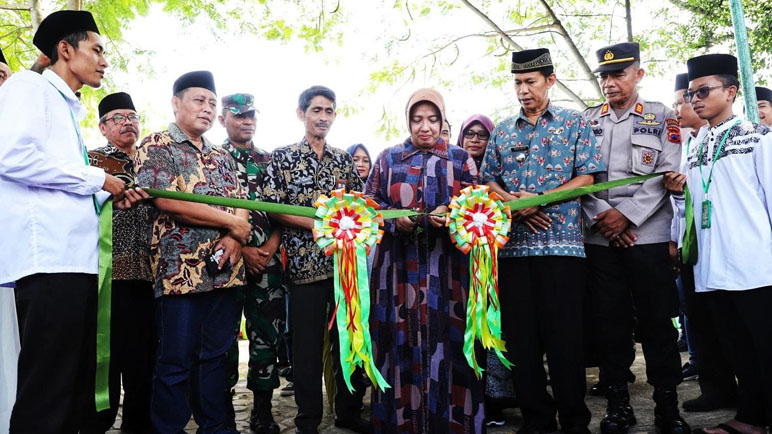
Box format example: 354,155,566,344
447,185,513,377
312,189,390,392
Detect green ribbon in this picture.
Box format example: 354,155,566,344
95,200,113,411
145,172,664,221
682,185,698,265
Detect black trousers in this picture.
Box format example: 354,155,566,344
10,273,97,434
680,267,737,399
585,243,682,388
80,280,156,433
500,256,591,431
289,278,366,432
707,287,772,427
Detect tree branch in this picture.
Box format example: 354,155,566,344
28,0,41,31
537,0,603,101
459,0,589,109
0,4,28,10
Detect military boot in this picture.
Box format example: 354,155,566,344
653,386,690,434
250,390,280,434
600,383,637,434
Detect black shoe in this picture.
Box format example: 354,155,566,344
280,381,294,396
279,366,292,378
682,394,736,412
653,386,690,434
681,362,699,381
516,422,558,434
590,381,609,397
600,384,636,434
334,418,372,434
249,390,279,434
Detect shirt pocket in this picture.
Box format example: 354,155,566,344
630,135,662,175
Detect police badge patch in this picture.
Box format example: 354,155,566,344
641,151,655,166
665,118,681,144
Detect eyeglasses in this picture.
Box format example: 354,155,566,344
684,85,729,103
102,113,141,124
463,130,490,140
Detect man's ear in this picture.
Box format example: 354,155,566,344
296,107,305,122
98,122,108,137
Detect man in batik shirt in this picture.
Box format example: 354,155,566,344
263,85,368,434
82,92,154,434
136,71,249,434
219,93,285,434
481,48,604,434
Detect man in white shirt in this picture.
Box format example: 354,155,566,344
0,10,143,433
665,53,772,434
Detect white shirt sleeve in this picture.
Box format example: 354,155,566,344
754,134,772,227
0,77,105,196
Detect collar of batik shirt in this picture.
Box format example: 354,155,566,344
399,136,450,161
168,122,214,153
515,101,558,127
299,137,334,160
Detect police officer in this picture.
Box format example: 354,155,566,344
582,42,689,434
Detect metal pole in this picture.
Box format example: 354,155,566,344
729,0,759,123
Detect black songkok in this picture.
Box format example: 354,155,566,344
173,70,216,95
511,48,553,74
33,10,100,58
593,42,640,73
674,73,689,92
98,92,136,119
687,54,738,81
756,86,772,104
0,47,6,65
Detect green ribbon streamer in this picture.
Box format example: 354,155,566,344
95,200,113,411
501,172,666,211
144,188,318,218
681,185,698,265
145,172,665,221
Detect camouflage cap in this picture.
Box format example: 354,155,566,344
222,93,258,115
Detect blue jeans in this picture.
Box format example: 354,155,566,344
151,288,240,434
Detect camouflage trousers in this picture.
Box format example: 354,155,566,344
226,271,286,392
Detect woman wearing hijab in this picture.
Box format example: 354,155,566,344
347,143,372,182
456,114,494,171
366,88,483,433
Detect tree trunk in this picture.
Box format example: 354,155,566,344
67,0,82,10
625,0,633,42
29,0,42,31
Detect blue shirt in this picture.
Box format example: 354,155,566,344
480,103,605,258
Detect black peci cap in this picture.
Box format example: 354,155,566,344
33,10,100,58
756,86,772,104
674,73,689,92
687,54,738,81
172,70,216,95
511,48,553,74
98,92,136,119
0,47,6,65
593,42,640,73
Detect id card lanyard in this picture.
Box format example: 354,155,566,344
697,119,740,228
53,86,101,215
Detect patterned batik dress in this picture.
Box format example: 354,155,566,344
365,138,484,434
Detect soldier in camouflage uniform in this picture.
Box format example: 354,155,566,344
220,93,286,434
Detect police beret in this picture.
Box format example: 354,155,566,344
172,70,216,95
222,93,258,115
98,92,136,119
593,42,640,73
33,10,100,58
687,54,738,81
511,48,553,74
756,86,772,104
0,47,6,65
674,73,689,92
